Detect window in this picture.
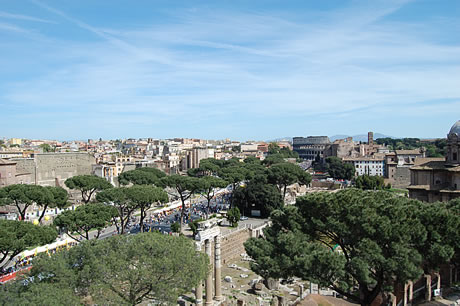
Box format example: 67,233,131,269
453,152,458,161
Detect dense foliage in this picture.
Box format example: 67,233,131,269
53,203,118,240
0,184,69,222
226,207,241,227
324,156,355,180
233,178,283,218
0,220,57,269
118,167,166,186
2,233,208,305
355,174,388,190
376,137,446,157
267,162,312,200
244,190,460,306
65,175,113,204
160,175,202,231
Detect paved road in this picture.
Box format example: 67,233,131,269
128,196,230,235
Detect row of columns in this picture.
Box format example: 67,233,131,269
196,236,222,306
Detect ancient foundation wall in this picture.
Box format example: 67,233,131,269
220,228,251,264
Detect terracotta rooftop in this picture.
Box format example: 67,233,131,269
395,149,422,155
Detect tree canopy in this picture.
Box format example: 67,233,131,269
118,167,166,186
18,233,209,305
324,156,355,180
65,175,113,204
375,137,446,157
233,178,283,218
160,175,202,230
198,176,228,213
0,184,68,222
0,282,81,306
39,143,53,153
244,189,460,306
53,203,118,240
226,207,241,227
124,185,168,232
267,162,312,200
0,220,57,269
355,174,387,190
96,187,137,234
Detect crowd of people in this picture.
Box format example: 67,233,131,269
127,192,231,234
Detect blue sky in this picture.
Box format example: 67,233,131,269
1,0,459,141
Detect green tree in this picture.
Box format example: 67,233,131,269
0,220,57,269
226,207,241,227
65,175,113,204
124,185,168,232
118,168,166,186
28,233,209,305
267,162,312,200
415,200,460,275
198,176,227,216
38,186,69,224
187,158,223,177
262,154,285,167
39,143,53,152
268,142,280,155
218,166,247,207
325,156,355,180
231,145,241,153
355,175,386,190
53,203,118,240
160,175,201,231
233,178,283,218
0,184,64,222
171,222,180,233
244,190,460,306
96,188,137,234
0,282,82,306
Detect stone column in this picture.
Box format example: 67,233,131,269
408,281,413,305
404,283,409,306
205,239,213,306
435,272,441,290
195,243,203,306
425,274,432,301
390,293,397,306
214,235,222,301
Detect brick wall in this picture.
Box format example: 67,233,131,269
220,228,251,264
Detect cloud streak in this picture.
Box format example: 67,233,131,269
0,11,55,23
1,0,459,140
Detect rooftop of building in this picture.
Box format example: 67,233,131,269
395,149,423,155
342,156,385,161
410,160,460,172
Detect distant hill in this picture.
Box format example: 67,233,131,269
330,133,393,142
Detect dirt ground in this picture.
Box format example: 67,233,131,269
220,257,304,305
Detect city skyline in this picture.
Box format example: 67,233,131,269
1,0,460,140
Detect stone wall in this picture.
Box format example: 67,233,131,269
392,167,411,188
221,228,251,264
13,153,95,187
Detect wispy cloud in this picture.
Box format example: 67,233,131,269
0,11,55,23
1,0,459,139
0,22,31,33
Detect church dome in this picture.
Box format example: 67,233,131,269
449,120,460,136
